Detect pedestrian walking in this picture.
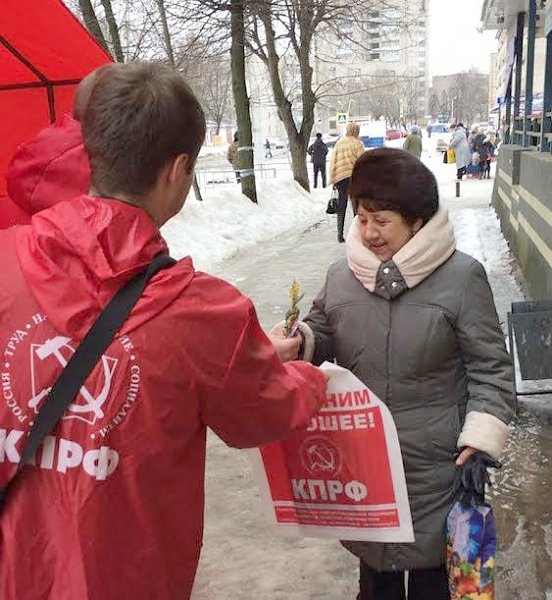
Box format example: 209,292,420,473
402,126,423,158
329,122,365,243
426,123,432,138
467,126,478,153
481,134,495,179
473,129,488,180
449,123,470,180
227,131,240,183
307,132,329,188
0,62,328,600
264,137,273,158
299,147,515,600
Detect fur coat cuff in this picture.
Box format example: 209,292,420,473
457,411,510,460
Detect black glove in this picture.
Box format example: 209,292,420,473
453,451,501,506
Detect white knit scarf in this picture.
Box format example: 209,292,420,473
345,206,457,292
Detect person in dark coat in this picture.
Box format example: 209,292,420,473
299,148,515,600
307,133,329,188
473,129,487,180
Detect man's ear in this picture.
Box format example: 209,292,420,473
168,153,192,183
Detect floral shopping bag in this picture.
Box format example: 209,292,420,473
446,501,496,600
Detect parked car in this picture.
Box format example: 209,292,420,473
385,129,407,141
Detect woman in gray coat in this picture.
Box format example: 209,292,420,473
300,148,515,600
449,123,471,180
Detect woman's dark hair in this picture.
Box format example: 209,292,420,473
349,147,439,225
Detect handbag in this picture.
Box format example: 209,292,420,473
326,187,338,214
446,502,497,599
443,150,448,164
447,147,456,164
446,452,500,599
0,252,176,513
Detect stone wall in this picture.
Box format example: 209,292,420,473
492,145,552,298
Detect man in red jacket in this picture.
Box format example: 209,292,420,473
0,62,327,599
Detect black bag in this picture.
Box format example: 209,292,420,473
326,187,338,214
0,252,176,513
443,150,448,164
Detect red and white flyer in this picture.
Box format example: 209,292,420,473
250,362,414,542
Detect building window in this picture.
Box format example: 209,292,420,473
381,51,399,62
336,43,354,59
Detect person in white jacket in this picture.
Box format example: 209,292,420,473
449,123,471,180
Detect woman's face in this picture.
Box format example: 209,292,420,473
356,205,422,262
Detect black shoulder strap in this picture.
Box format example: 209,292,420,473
0,252,176,511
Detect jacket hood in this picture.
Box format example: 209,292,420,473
15,195,194,339
6,114,90,217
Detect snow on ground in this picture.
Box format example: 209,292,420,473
161,178,327,272
162,140,511,289
198,144,229,158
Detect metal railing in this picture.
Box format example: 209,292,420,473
195,160,294,192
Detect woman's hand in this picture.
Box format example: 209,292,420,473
268,323,302,362
453,450,502,506
455,446,477,466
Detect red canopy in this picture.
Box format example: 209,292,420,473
0,0,112,196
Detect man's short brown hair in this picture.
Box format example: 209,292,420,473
82,62,206,198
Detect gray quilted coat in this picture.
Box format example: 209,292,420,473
304,250,515,572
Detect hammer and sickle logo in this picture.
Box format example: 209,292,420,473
28,336,118,425
300,436,342,477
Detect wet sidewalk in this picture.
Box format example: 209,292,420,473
192,159,552,599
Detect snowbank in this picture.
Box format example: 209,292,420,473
161,178,326,272
198,145,229,158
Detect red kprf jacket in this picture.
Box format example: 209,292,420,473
0,195,325,599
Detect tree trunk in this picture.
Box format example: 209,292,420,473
192,174,203,201
100,0,124,62
156,0,176,66
78,0,110,54
254,9,314,192
230,0,257,203
288,134,310,190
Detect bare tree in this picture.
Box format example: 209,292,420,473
155,0,176,66
231,0,257,203
452,70,489,125
201,60,233,134
245,1,324,191
100,0,125,61
78,0,110,53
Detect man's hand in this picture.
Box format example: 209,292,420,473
317,368,330,385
